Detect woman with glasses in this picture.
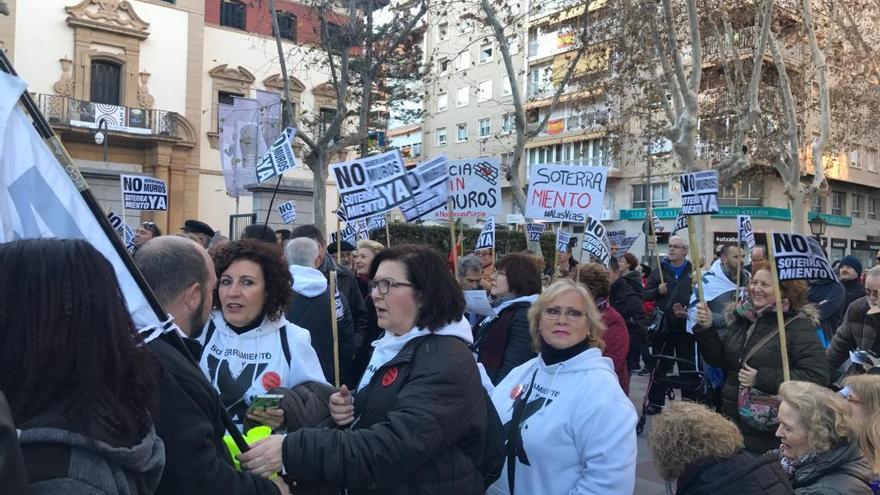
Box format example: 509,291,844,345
472,253,542,385
133,221,161,249
237,245,491,495
487,279,637,495
841,375,880,491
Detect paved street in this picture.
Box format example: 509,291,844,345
628,373,668,495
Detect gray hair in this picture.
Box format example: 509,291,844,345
866,266,880,280
668,235,689,250
134,236,210,307
457,254,483,277
285,237,320,268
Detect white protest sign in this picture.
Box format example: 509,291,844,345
527,222,546,242
671,210,689,234
368,215,386,231
771,233,837,282
607,230,626,248
356,218,369,241
330,223,358,246
434,157,501,220
464,290,496,317
400,155,449,222
652,214,664,233
526,164,607,223
475,217,496,251
331,150,412,221
581,216,611,266
556,229,572,253
255,127,297,183
278,200,297,224
121,175,168,211
738,215,756,251
679,170,720,215
106,210,137,253
615,235,640,257
507,213,525,225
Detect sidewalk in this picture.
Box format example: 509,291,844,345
629,373,668,495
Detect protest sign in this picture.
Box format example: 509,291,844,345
475,217,496,251
738,215,756,251
527,222,546,242
464,290,496,317
652,214,664,233
368,215,386,232
581,216,611,266
331,150,412,221
771,233,836,281
671,210,689,234
255,127,297,183
507,213,525,225
330,223,358,246
106,211,137,253
121,175,168,211
679,170,719,215
525,164,607,222
400,155,449,221
556,229,572,253
356,218,369,241
278,200,296,224
434,157,501,219
615,235,640,256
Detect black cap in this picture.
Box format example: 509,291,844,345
181,219,215,238
328,240,356,254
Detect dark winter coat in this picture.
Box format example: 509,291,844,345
789,441,873,494
319,259,368,338
694,304,829,453
610,271,647,340
843,278,867,315
18,411,165,495
644,259,693,334
281,334,487,495
472,300,536,385
0,391,27,494
353,276,384,381
827,296,880,370
676,451,793,495
149,336,280,495
707,268,750,339
808,279,846,339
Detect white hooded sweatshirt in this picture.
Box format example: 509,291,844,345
290,264,327,297
487,347,637,495
198,310,328,429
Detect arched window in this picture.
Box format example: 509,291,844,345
90,60,121,105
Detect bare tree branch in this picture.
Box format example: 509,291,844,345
801,0,831,192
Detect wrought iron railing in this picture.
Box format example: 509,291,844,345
34,93,179,138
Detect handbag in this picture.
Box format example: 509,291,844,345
646,307,665,338
736,315,802,431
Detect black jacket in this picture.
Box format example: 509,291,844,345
789,441,873,494
320,260,369,337
677,452,792,495
281,335,487,495
808,279,846,338
610,271,647,340
0,391,27,494
148,336,279,495
644,259,693,333
353,277,384,382
842,278,867,316
472,300,536,385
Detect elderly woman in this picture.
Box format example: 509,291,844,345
353,239,384,282
473,253,542,385
352,239,385,379
238,245,490,494
651,401,792,494
694,261,829,453
776,381,873,494
487,279,637,494
841,375,880,487
577,262,631,394
200,240,327,431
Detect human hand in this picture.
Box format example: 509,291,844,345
272,476,291,495
658,283,668,295
672,303,687,318
738,364,758,388
247,406,285,431
329,384,355,426
695,302,713,328
238,434,285,478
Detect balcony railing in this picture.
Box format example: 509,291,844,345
35,94,179,138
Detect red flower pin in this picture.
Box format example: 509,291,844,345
262,371,281,391
381,367,399,387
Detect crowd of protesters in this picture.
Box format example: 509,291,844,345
4,221,880,495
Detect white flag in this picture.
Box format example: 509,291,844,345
0,72,158,329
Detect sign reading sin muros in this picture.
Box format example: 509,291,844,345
525,164,607,223
434,157,501,220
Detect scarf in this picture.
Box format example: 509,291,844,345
779,450,820,476
735,298,791,322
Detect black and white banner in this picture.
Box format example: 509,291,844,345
278,200,296,224
679,170,719,215
671,210,689,234
331,150,411,221
556,229,572,253
527,222,545,242
330,223,358,246
772,233,837,282
256,127,297,183
581,216,611,266
356,218,369,241
121,174,168,211
400,155,449,222
106,211,137,253
652,214,664,233
475,217,495,251
738,215,756,251
368,215,386,232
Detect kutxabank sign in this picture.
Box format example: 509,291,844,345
525,164,607,223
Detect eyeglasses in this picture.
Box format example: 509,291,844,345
867,289,880,297
369,278,414,295
669,244,688,250
543,306,586,320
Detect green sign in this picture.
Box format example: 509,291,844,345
808,212,852,227
619,208,679,220
619,206,792,221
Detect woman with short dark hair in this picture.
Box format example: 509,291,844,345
0,238,164,494
200,240,327,431
473,253,542,385
237,245,490,494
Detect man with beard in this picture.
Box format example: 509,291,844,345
135,236,285,495
827,266,880,374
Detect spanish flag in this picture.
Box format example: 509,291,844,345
547,119,564,135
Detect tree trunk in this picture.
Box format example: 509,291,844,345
309,155,329,236
788,186,808,234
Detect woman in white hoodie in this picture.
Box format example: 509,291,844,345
199,240,327,432
488,279,638,495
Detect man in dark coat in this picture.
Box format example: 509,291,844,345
609,257,647,371
808,277,846,342
827,266,880,372
643,235,696,412
0,391,27,494
135,236,285,495
839,255,866,313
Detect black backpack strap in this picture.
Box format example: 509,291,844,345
204,319,217,346
280,327,292,367
506,368,539,495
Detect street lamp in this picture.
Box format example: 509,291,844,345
808,215,827,243
95,118,109,162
